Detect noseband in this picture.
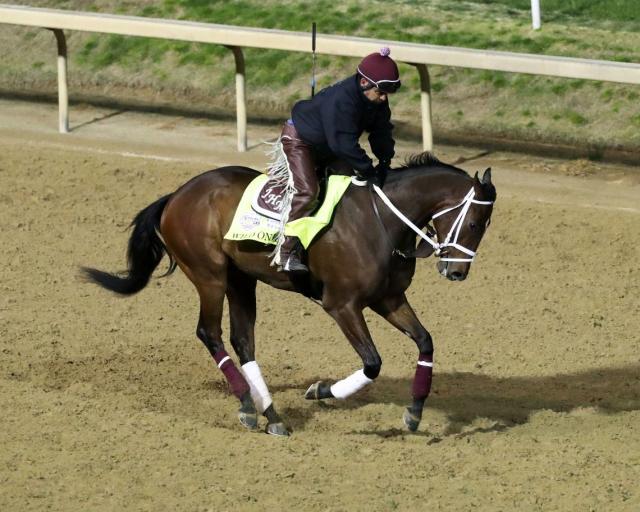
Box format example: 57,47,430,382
370,183,494,263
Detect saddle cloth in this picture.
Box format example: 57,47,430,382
251,177,288,220
224,174,351,248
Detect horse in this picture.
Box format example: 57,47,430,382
82,152,496,436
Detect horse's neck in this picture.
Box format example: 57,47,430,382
383,170,470,227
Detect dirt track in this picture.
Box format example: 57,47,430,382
1,99,640,511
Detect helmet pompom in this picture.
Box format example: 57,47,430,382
379,47,391,57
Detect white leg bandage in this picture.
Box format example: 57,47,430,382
330,369,373,399
241,361,273,414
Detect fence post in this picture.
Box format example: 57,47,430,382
414,64,433,152
227,46,247,152
531,0,541,30
50,28,69,133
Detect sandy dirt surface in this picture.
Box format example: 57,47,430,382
1,99,640,511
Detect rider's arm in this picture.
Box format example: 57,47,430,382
368,103,395,168
322,96,375,176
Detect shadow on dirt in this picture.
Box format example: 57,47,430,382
71,109,127,131
27,355,640,435
290,364,640,434
358,364,640,433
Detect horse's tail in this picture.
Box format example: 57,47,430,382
82,194,177,295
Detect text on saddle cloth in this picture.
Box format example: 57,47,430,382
252,178,288,221
224,174,352,248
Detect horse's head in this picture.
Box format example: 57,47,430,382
416,168,496,281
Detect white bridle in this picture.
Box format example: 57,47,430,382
371,184,494,263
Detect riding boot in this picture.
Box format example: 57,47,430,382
277,122,316,274
280,236,308,273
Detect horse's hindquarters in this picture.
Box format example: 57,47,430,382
160,167,256,273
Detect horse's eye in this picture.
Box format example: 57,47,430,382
469,222,477,230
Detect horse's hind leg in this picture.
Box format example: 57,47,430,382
193,267,258,430
226,264,289,437
159,178,258,431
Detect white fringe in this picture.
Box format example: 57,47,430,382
264,137,296,265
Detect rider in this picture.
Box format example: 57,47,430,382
276,47,401,273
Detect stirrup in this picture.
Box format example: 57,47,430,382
282,254,309,273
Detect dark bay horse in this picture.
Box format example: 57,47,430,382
83,153,496,436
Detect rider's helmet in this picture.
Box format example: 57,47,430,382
357,47,401,93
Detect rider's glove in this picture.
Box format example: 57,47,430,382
374,160,391,188
355,165,376,182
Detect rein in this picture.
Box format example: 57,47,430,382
368,184,413,259
368,181,493,263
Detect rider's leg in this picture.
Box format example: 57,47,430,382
280,122,318,272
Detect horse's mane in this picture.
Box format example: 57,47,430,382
396,152,468,175
385,152,469,186
388,152,496,201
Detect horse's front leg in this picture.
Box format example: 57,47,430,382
305,303,382,401
371,294,433,432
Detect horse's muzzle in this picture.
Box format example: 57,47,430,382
437,261,468,281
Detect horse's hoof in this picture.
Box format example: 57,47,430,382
265,422,290,437
238,410,259,430
403,408,421,432
305,381,321,400
305,381,332,400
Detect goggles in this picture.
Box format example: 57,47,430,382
359,69,401,94
375,79,402,94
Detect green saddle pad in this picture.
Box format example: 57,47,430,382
224,174,351,248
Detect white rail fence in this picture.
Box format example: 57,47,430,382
1,4,640,151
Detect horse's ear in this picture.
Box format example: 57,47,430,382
473,171,480,184
481,167,492,185
414,238,435,258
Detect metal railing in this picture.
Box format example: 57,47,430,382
2,4,640,151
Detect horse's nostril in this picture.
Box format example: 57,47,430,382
450,271,466,281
